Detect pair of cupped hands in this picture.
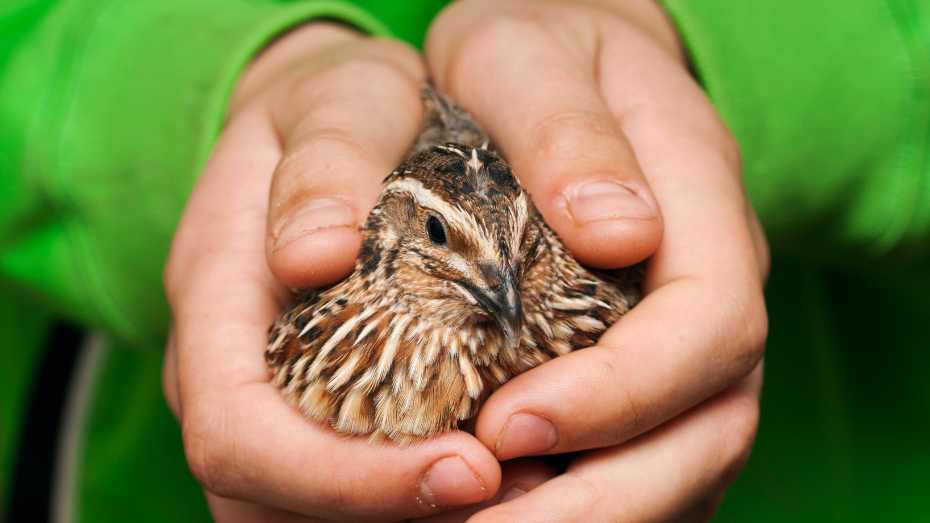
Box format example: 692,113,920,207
162,1,769,521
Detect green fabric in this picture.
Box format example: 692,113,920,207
1,0,928,521
661,0,930,263
0,0,392,514
717,259,930,521
0,0,390,349
655,3,930,517
78,343,210,523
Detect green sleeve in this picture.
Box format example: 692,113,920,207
660,0,930,263
0,0,399,349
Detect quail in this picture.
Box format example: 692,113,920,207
266,87,642,443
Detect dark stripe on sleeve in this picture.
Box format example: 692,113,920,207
6,322,85,523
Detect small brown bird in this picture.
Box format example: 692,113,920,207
266,88,642,443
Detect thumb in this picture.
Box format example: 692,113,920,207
426,5,662,268
264,39,425,288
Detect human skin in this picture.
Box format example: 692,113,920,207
162,1,769,521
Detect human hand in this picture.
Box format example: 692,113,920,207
416,0,770,520
162,24,506,522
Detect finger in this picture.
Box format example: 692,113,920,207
469,369,762,523
475,274,766,459
265,39,426,288
414,460,557,523
426,3,662,268
166,111,500,520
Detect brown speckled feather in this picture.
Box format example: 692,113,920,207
266,87,642,443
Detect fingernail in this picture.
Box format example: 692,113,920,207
419,456,486,508
495,413,558,460
275,198,356,249
564,180,656,224
501,487,527,502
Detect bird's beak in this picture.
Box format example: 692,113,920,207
464,265,523,346
492,269,523,346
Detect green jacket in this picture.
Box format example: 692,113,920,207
2,1,928,521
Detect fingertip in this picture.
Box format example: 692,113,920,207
472,396,511,454
537,177,663,268
444,432,504,499
420,456,493,508
466,447,503,499
268,227,360,288
472,373,550,459
473,348,635,459
413,459,554,523
554,216,663,268
414,431,503,509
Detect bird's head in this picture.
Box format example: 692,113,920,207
360,144,541,343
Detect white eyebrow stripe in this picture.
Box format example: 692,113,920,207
436,144,467,158
384,177,498,260
384,177,474,229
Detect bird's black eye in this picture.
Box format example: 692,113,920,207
426,215,447,245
